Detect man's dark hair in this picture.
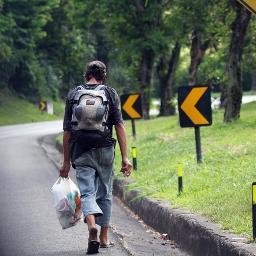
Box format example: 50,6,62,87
84,60,107,82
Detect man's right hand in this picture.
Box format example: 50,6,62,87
60,162,70,178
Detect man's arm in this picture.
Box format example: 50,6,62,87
60,130,71,177
115,122,132,177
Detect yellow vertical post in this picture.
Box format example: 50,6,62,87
252,182,256,239
131,119,137,170
132,146,137,170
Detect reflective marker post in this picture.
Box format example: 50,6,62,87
178,164,183,194
132,146,137,171
252,182,256,239
131,120,137,170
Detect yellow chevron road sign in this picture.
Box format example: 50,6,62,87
178,86,212,128
120,93,142,120
39,101,47,112
237,0,256,15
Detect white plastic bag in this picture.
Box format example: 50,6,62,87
51,177,82,229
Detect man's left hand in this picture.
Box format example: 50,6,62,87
121,158,132,177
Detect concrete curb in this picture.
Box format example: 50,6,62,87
113,178,256,256
55,137,256,256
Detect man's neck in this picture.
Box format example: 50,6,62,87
87,78,102,85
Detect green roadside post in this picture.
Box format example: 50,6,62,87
120,93,143,171
178,85,212,163
252,182,256,240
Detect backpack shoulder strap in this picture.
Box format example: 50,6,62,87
68,85,84,105
95,84,105,91
103,86,116,106
77,85,85,90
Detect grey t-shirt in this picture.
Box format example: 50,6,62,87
63,84,123,162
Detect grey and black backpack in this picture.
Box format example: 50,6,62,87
70,84,110,134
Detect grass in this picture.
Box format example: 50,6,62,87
114,102,256,240
211,90,256,98
56,100,256,240
56,132,63,145
0,90,64,125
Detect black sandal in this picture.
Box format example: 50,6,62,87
87,228,100,254
87,240,100,254
100,241,115,248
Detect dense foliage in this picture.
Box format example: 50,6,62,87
0,0,255,121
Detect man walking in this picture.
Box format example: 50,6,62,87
60,60,132,254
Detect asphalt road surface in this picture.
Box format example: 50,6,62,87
0,121,189,256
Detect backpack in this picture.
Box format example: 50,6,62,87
70,84,110,134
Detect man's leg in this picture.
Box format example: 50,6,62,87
86,215,98,241
75,164,103,254
75,163,103,239
95,146,115,246
99,227,110,246
95,177,113,244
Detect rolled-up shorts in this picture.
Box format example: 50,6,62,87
74,145,115,227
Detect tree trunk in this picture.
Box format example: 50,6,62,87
252,72,256,91
224,4,251,122
140,49,154,119
220,85,228,108
157,42,181,116
188,30,210,86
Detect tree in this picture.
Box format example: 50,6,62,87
0,0,97,100
242,17,256,91
100,0,172,119
224,1,251,122
0,0,15,89
39,0,95,97
173,0,232,87
0,0,59,99
157,42,181,115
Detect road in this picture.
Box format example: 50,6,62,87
150,95,256,116
0,121,189,256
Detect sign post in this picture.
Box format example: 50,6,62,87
131,119,136,139
178,85,212,163
120,93,143,170
195,127,202,163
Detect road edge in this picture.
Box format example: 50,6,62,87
53,135,256,256
113,178,256,256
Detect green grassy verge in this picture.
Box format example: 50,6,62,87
0,90,64,125
56,101,256,239
56,132,63,145
114,102,256,240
